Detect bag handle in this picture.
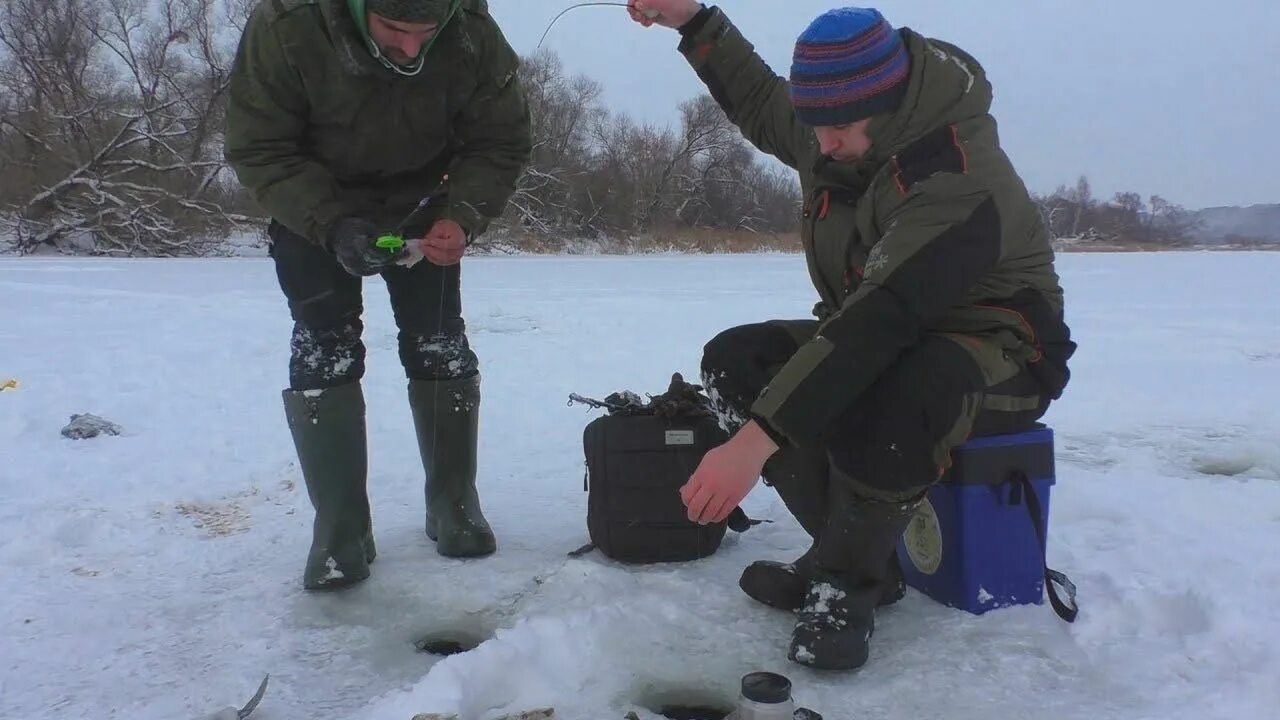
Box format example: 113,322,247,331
1010,470,1078,623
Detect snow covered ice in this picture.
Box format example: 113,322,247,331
2,252,1279,719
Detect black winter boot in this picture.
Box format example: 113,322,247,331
739,448,906,611
408,374,496,558
788,485,922,671
739,548,905,612
739,546,817,612
737,447,825,609
283,383,376,591
761,445,831,537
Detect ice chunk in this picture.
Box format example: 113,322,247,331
60,413,122,439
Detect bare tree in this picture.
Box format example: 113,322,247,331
495,60,802,244
1148,195,1200,247
1035,177,1114,244
631,94,737,232
1108,191,1143,240
0,0,258,256
1064,175,1094,239
502,48,607,237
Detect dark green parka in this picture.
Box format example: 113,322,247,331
223,0,531,243
678,7,1075,447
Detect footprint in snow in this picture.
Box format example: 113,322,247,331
172,482,290,538
1057,434,1125,470
473,311,539,335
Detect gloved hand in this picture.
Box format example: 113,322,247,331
326,217,405,277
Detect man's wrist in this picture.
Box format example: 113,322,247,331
677,4,712,35
737,419,780,462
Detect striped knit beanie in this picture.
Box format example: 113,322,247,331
789,8,911,126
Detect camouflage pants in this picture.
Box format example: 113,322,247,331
267,221,478,390
700,319,1047,505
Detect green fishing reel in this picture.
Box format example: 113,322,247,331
376,234,406,252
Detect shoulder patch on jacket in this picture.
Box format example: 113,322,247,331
890,124,969,195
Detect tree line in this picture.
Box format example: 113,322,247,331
0,0,799,256
1032,176,1203,248
0,0,1222,256
504,49,801,249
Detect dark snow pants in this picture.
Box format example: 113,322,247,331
266,220,478,390
700,319,1049,507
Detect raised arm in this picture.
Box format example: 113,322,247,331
629,1,816,170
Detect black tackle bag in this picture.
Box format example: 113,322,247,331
567,374,763,564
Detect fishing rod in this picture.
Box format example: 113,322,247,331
536,2,660,50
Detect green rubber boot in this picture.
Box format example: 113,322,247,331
283,382,376,591
408,374,496,558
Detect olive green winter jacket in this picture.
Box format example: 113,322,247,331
223,0,531,243
677,6,1075,447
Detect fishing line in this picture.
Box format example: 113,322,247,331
391,0,661,518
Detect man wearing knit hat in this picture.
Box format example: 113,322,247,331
224,0,531,590
630,2,1074,670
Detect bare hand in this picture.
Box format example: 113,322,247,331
627,0,703,30
419,219,467,266
680,420,779,524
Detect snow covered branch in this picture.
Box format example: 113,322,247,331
0,0,260,256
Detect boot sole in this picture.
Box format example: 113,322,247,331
788,646,870,671
434,539,497,558
304,574,369,592
426,526,497,558
303,563,371,591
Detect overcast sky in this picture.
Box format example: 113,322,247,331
486,1,1279,210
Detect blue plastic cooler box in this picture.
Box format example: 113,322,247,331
896,425,1056,615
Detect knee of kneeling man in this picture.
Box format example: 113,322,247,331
701,322,783,372
700,331,756,394
700,326,744,372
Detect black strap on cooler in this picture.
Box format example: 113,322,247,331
1010,470,1079,623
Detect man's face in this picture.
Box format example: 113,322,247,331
813,118,874,163
367,12,439,65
